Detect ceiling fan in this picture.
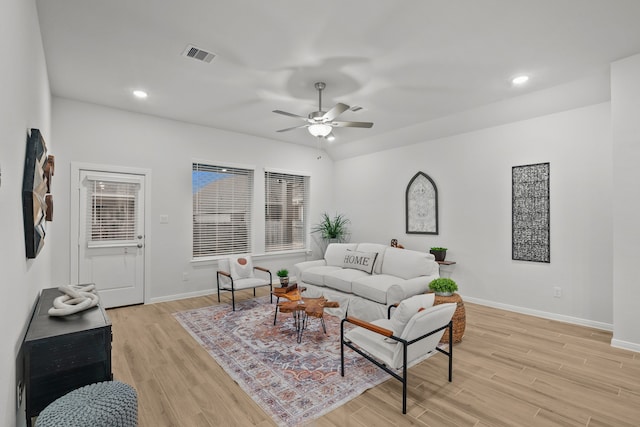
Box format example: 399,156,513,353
273,82,373,139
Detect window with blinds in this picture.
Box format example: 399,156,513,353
193,163,254,258
87,180,138,243
265,171,309,252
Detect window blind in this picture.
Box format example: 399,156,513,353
265,171,309,252
193,163,253,257
86,180,138,243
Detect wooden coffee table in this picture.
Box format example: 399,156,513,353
272,284,338,343
272,283,305,325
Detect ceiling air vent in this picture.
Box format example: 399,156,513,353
182,44,216,63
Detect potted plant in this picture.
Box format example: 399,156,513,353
276,269,289,286
429,277,458,296
429,246,447,262
311,212,350,242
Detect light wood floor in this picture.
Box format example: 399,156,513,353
108,289,640,426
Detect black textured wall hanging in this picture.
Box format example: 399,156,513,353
512,162,550,263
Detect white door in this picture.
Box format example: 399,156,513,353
78,170,145,308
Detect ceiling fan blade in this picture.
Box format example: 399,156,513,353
273,110,308,121
276,124,309,133
331,121,374,128
322,103,350,121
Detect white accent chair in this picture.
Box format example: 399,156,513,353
340,294,456,413
217,256,272,311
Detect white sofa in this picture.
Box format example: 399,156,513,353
294,243,440,321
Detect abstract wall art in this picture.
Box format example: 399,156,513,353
406,171,438,235
22,128,50,258
512,162,550,263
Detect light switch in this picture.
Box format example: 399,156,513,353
160,214,169,224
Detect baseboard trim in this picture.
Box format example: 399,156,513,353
150,289,216,304
462,295,613,332
611,338,640,353
149,285,275,305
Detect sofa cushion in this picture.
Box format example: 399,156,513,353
293,259,327,279
324,268,369,293
356,243,388,274
351,274,406,304
389,293,435,337
324,243,358,266
301,265,342,287
342,250,378,274
381,247,433,279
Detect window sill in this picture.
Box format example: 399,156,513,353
190,248,311,265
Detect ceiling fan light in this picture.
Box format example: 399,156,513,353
308,123,332,137
325,132,336,142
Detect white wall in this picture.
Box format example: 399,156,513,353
611,54,640,351
50,98,335,302
334,102,613,328
0,0,52,426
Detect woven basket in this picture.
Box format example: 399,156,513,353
432,292,466,344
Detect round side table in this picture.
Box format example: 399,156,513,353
431,292,466,344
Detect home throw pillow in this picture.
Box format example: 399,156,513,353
389,293,435,337
342,250,378,274
229,256,254,280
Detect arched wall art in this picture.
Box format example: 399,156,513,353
406,171,438,235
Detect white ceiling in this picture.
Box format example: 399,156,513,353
35,0,640,158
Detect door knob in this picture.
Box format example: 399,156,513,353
137,243,143,248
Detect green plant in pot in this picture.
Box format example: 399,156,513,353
311,212,350,242
429,246,447,262
429,277,458,296
276,269,289,286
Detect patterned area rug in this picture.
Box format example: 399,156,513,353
174,296,389,426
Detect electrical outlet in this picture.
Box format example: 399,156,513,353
182,272,189,281
553,286,562,298
17,380,23,409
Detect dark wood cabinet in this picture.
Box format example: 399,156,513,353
23,287,112,426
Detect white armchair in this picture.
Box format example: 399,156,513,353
340,294,456,413
217,255,272,311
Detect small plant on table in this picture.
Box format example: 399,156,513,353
276,269,289,286
429,277,458,296
429,246,448,262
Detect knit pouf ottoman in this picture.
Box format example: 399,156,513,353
35,381,138,427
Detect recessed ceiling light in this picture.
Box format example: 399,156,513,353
512,75,529,86
133,90,148,99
